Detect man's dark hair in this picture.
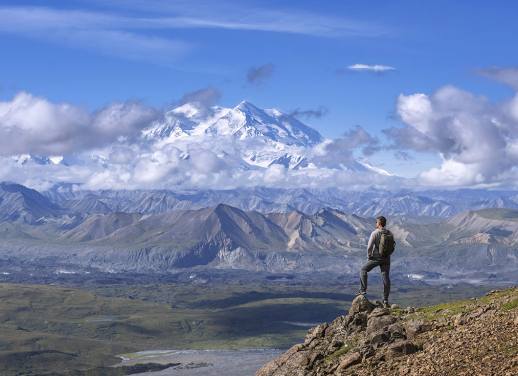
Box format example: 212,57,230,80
376,216,387,227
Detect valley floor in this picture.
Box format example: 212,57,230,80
0,272,512,375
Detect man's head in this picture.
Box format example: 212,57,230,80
376,216,387,229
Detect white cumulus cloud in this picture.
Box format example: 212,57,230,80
347,64,395,73
386,85,518,187
0,92,158,156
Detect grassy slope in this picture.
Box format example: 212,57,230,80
411,287,518,321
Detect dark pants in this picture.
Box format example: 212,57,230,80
360,258,390,301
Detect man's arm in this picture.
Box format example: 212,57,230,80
367,231,376,258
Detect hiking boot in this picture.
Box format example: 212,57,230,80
383,300,390,308
356,290,366,296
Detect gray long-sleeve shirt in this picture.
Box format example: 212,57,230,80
367,228,391,259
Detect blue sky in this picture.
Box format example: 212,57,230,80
1,0,518,187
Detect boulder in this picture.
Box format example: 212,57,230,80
368,330,391,348
338,351,361,370
466,306,491,320
453,313,467,326
256,344,307,376
367,322,406,350
348,312,368,332
366,314,397,335
304,323,328,345
385,340,421,359
349,295,376,315
404,319,430,338
306,352,322,368
368,307,391,318
386,322,406,341
358,344,375,359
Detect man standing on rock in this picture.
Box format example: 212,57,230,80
358,215,395,308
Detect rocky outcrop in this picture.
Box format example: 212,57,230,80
256,295,423,376
257,288,518,376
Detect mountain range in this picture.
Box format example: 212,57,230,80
42,183,518,218
0,182,517,280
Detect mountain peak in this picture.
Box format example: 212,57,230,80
171,102,203,118
233,100,265,117
213,202,243,214
234,100,258,109
0,181,63,223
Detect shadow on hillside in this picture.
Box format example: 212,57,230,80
190,290,355,309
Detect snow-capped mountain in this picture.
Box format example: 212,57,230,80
138,100,395,176
141,100,330,170
143,100,323,147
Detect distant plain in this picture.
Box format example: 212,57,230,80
0,275,503,375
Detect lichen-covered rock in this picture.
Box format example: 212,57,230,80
368,307,390,318
367,330,391,348
347,312,368,333
386,322,406,341
404,319,430,338
349,295,376,315
366,314,397,335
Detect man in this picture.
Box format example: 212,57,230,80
358,215,394,308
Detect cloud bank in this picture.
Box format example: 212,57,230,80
387,84,518,186
0,90,401,191
0,92,157,156
478,67,518,90
4,74,518,191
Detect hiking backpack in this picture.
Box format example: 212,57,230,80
379,229,395,258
